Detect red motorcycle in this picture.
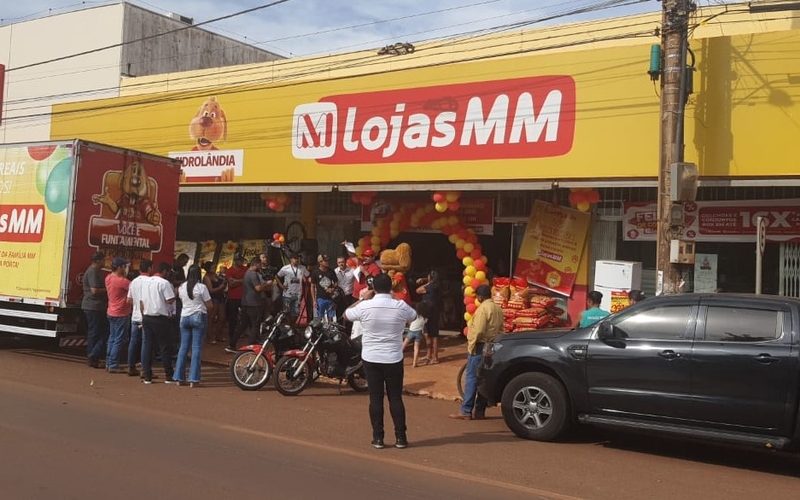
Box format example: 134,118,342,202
230,311,295,391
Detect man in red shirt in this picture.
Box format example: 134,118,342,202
352,249,382,300
225,253,247,353
105,257,132,373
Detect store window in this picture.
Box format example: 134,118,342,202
703,307,782,342
612,305,693,340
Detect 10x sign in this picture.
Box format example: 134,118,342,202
292,76,576,164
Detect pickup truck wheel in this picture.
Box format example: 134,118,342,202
501,372,569,441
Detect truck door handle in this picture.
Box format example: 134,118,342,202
754,354,780,365
658,350,681,360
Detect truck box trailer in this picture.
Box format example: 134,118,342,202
0,140,180,344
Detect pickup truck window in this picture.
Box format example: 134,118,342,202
703,307,782,342
612,305,693,340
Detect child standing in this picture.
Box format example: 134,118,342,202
403,301,430,367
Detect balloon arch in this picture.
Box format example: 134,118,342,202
351,191,488,326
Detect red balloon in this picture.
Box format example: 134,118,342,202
474,259,486,271
470,249,483,259
268,200,279,210
28,145,57,161
470,278,481,289
448,201,460,212
464,296,475,305
462,327,469,337
456,249,467,259
466,303,477,314
432,192,445,203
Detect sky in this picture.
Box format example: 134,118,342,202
0,0,737,58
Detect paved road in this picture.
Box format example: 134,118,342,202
1,343,800,499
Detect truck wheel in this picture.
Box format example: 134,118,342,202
501,372,570,441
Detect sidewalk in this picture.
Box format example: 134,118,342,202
201,330,467,402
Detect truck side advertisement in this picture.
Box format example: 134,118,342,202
0,144,72,302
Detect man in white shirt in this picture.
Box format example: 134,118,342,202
125,259,152,377
139,262,176,384
277,253,309,322
345,273,416,450
335,257,356,325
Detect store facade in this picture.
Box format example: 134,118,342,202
48,6,800,325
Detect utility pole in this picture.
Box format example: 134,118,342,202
655,0,693,295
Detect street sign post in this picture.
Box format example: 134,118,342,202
756,216,766,294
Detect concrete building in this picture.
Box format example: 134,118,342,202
0,1,281,143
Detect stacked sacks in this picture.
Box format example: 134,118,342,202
492,278,569,333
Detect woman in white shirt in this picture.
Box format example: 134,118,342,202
172,265,212,387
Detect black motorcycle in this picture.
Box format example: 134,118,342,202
273,317,368,396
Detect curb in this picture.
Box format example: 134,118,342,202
206,357,461,402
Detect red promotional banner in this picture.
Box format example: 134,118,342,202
623,199,800,242
514,201,590,297
360,198,494,235
0,205,46,243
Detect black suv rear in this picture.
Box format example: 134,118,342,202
478,294,800,450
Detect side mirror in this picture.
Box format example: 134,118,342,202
597,320,614,339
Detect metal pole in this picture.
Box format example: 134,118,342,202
655,0,691,295
756,216,765,294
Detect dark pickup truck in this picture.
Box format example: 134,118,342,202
478,294,800,450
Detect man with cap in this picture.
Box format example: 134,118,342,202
449,284,504,420
82,252,109,368
105,256,132,373
277,252,309,323
224,253,247,354
352,249,381,301
310,254,338,320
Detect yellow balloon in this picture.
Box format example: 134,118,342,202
463,242,474,253
435,201,448,213
447,216,458,226
462,256,474,267
390,229,399,238
462,275,472,286
475,270,486,281
455,239,465,249
371,244,381,252
448,234,459,244
577,201,590,212
446,192,459,203
279,236,285,243
465,265,477,277
371,226,381,236
371,236,380,245
464,312,472,322
277,193,288,203
464,286,475,296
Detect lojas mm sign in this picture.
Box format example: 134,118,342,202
292,76,576,164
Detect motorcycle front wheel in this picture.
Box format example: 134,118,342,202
274,355,312,396
231,351,272,391
347,367,369,392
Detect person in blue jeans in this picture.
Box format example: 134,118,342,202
171,265,212,387
126,260,152,377
449,285,504,420
105,257,132,373
82,252,108,368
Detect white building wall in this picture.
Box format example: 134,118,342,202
0,2,281,144
0,4,125,143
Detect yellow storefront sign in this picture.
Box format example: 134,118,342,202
50,25,800,185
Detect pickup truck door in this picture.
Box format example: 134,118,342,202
586,301,698,420
691,300,795,433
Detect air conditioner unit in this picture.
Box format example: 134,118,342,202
167,12,194,25
669,162,698,202
670,239,696,264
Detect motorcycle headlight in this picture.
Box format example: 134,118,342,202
304,326,313,339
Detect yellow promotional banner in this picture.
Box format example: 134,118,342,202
0,144,72,301
240,239,265,264
217,240,239,272
514,200,590,297
197,239,218,267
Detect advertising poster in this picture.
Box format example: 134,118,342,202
513,201,590,296
0,144,72,302
197,239,218,267
694,253,718,293
623,199,800,242
240,239,265,264
360,198,494,235
217,240,239,271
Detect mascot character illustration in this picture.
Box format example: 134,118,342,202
380,243,412,304
91,160,161,225
190,96,227,151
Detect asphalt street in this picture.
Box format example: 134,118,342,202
2,342,800,500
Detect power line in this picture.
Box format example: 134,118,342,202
6,0,296,72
